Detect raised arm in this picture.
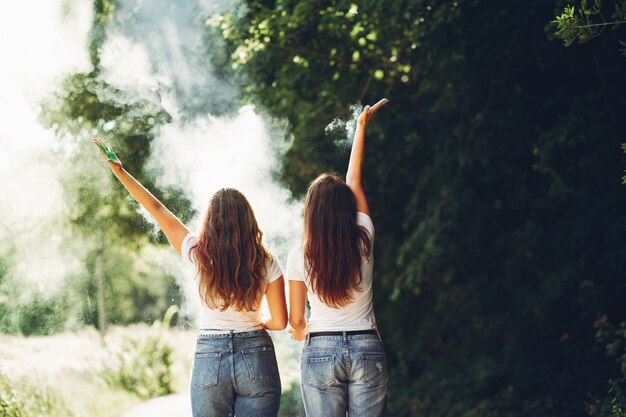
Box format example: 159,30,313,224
346,98,388,216
93,139,189,254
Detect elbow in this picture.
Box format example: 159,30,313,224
275,315,288,330
289,316,306,330
265,317,287,331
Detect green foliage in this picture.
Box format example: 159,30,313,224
279,380,305,416
218,1,626,416
16,292,71,336
589,319,626,417
71,245,182,328
0,371,74,417
0,251,16,333
0,252,73,335
553,0,626,55
100,330,175,399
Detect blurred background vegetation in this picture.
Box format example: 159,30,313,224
1,0,625,416
211,1,626,416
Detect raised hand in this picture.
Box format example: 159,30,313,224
357,98,389,127
92,138,189,255
93,138,122,168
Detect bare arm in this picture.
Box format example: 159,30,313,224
346,98,389,216
94,139,189,254
262,276,288,330
288,280,308,341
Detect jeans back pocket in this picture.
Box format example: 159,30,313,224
303,355,336,390
241,346,279,382
361,354,388,388
191,352,221,389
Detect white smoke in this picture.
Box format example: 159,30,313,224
148,106,303,259
325,103,363,149
0,0,92,290
0,0,303,324
98,0,303,260
95,0,303,320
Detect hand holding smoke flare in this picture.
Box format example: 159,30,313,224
93,138,122,167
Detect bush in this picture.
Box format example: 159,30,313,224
101,331,175,399
0,291,71,336
0,371,74,417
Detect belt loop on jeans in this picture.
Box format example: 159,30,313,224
305,333,311,345
342,331,348,344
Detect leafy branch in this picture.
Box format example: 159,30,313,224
553,0,626,55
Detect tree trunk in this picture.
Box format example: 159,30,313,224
96,232,107,338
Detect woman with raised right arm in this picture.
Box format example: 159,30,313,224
93,139,287,417
286,99,389,417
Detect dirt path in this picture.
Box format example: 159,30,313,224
122,393,191,417
121,393,303,417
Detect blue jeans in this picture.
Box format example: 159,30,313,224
190,329,281,417
301,332,388,417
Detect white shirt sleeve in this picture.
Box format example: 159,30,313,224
286,246,305,281
265,255,284,284
181,233,198,265
356,212,375,242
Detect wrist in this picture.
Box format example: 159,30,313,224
108,161,123,172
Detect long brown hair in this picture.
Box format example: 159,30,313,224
303,173,372,308
190,188,269,311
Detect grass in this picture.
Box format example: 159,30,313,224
0,371,74,417
0,325,195,417
0,324,304,417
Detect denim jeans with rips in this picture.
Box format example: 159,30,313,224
300,332,388,417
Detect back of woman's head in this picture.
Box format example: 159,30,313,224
303,173,371,308
192,188,269,311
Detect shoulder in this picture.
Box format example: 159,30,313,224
287,244,304,259
286,244,305,281
356,211,374,237
181,233,199,264
264,252,283,283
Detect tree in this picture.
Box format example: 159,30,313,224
215,1,626,415
40,0,192,334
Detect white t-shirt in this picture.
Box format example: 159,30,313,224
181,233,283,331
286,212,377,332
